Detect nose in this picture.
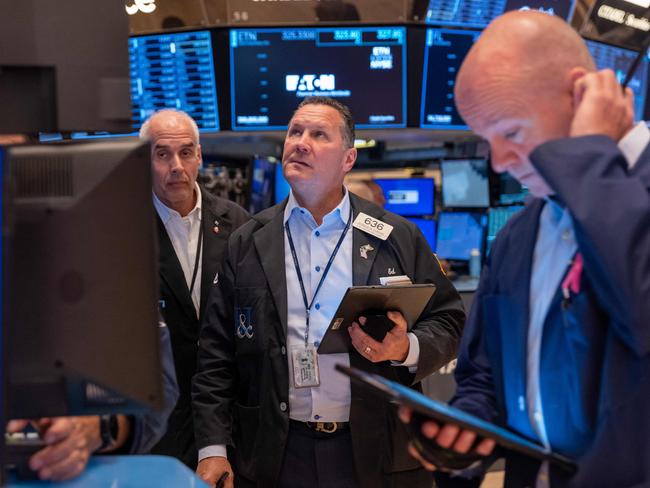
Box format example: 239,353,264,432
295,132,311,153
170,153,183,174
489,142,520,174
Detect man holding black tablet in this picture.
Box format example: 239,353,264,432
401,11,650,488
192,97,465,487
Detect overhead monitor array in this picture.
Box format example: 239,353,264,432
129,30,221,132
425,0,576,27
230,27,407,130
126,5,650,133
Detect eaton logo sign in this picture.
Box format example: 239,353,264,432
286,74,335,92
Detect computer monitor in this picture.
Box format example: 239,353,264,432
129,30,221,132
249,157,276,214
408,218,437,252
435,211,486,261
487,205,524,253
498,172,529,205
441,159,490,208
424,0,575,27
420,28,480,130
373,178,435,216
585,40,649,121
230,26,407,130
275,163,291,204
3,139,163,419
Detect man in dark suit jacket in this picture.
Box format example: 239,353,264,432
193,97,465,487
401,11,650,488
140,109,250,468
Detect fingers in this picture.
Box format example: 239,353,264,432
408,442,437,471
40,418,75,444
386,310,407,333
453,429,478,454
348,313,410,362
398,406,412,423
196,456,234,487
30,419,93,481
570,68,635,140
348,321,382,360
434,424,461,449
6,419,30,432
476,438,496,456
421,421,440,439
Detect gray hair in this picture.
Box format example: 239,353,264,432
139,109,200,143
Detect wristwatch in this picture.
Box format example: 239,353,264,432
98,414,119,451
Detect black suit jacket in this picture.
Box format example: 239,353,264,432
193,193,465,487
150,187,249,468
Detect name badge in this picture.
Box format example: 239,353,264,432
353,212,393,241
291,345,320,388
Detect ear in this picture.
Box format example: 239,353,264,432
342,147,357,173
196,143,203,164
567,67,588,109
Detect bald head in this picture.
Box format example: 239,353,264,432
139,109,200,144
455,11,595,127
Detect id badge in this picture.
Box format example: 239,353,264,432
291,345,320,388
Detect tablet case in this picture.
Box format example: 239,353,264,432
335,364,577,473
316,284,436,354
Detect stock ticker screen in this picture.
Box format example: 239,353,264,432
420,28,479,130
229,27,407,130
129,30,220,132
585,40,648,121
425,0,575,27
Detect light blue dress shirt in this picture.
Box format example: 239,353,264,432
527,122,650,486
284,189,354,422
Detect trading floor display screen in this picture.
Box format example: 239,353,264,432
420,28,479,130
230,27,407,130
441,159,490,208
408,218,437,252
585,40,648,122
487,205,524,253
425,0,575,27
436,211,486,260
129,30,220,132
374,178,435,216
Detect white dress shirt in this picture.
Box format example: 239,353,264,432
153,183,203,317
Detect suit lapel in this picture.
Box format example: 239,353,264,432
199,193,229,313
157,215,197,320
501,199,545,396
253,208,288,337
350,196,385,286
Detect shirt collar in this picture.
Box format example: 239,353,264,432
283,187,351,227
618,121,650,170
543,196,569,227
153,182,202,224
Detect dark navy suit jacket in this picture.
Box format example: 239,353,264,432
444,135,650,487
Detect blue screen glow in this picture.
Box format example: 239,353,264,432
374,178,435,216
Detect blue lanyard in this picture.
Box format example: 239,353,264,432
285,209,353,348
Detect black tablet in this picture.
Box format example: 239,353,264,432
316,284,436,354
335,364,577,474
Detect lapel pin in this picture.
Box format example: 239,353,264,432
213,219,220,234
359,243,374,259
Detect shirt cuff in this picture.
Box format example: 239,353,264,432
391,332,420,371
198,445,228,463
618,121,650,170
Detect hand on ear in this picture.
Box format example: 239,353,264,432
569,68,634,142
